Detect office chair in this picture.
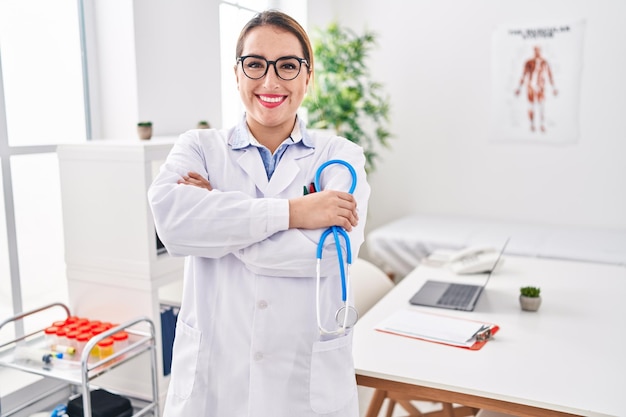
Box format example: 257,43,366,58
351,258,395,314
351,258,478,417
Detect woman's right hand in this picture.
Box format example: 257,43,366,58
178,171,213,191
288,190,359,231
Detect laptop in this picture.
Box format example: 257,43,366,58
409,238,510,311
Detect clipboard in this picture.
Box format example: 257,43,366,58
375,309,500,350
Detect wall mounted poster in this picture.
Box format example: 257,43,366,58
490,20,585,144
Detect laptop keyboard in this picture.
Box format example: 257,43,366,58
437,283,479,307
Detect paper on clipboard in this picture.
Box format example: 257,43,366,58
375,309,499,350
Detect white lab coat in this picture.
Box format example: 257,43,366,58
148,118,370,417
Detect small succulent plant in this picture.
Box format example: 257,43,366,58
520,286,541,298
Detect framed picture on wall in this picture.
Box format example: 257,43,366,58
490,19,585,144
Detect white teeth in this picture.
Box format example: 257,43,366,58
259,95,283,103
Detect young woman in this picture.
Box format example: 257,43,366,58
148,10,370,416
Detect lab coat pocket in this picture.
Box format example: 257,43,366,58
309,335,356,414
169,319,202,400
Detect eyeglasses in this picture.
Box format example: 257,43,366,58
237,55,309,81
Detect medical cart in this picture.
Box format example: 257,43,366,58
0,302,160,417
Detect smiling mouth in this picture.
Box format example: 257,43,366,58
257,94,286,105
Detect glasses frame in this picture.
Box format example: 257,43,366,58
237,55,309,81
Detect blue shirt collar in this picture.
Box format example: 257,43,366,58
231,114,315,150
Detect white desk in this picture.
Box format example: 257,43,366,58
353,256,626,417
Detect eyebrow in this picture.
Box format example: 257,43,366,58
242,54,304,59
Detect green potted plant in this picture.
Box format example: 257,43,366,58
137,121,153,140
302,22,392,173
197,120,211,129
519,286,541,311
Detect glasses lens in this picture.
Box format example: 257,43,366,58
240,56,268,80
275,57,302,80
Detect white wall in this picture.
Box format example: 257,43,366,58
87,0,222,139
309,0,626,243
88,1,626,249
133,0,221,136
86,0,138,139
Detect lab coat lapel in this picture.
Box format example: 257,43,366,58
267,145,314,197
237,148,269,192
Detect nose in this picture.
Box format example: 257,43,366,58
262,63,281,87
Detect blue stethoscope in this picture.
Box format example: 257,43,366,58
314,159,359,336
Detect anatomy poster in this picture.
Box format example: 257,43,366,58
490,20,585,143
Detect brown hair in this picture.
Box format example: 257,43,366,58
235,10,313,75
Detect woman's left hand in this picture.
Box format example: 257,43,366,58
288,190,358,231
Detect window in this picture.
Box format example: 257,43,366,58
0,0,87,345
0,0,86,146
